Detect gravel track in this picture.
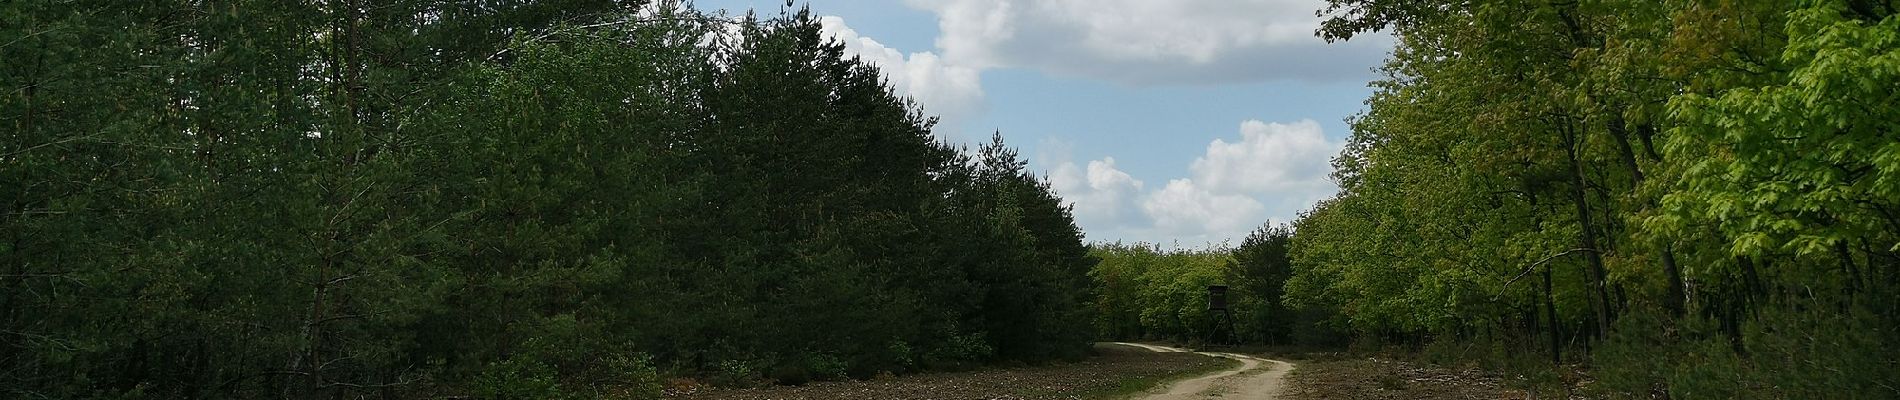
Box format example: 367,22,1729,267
668,343,1231,400
1114,343,1297,400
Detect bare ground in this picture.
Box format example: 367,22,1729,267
664,343,1532,400
666,343,1234,400
1277,357,1531,400
1116,343,1297,400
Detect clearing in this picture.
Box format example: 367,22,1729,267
1115,342,1296,400
667,343,1233,399
670,343,1521,399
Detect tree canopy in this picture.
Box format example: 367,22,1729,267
2,3,1095,398
1289,0,1900,396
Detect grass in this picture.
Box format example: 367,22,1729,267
1051,351,1241,399
1275,357,1518,400
677,343,1242,400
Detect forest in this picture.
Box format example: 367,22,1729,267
1281,0,1899,397
4,2,1095,398
6,0,1899,399
1097,0,1899,397
1089,227,1343,348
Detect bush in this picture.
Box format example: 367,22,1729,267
767,363,811,386
474,357,567,400
1594,302,1900,399
806,353,850,382
711,359,762,388
922,330,994,371
884,340,916,371
592,354,663,400
1594,310,1694,398
1734,304,1896,399
763,352,849,386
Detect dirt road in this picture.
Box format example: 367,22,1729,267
1113,342,1296,400
669,343,1231,400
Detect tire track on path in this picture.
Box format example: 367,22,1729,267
1110,342,1296,399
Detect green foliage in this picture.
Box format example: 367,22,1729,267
1087,223,1348,347
1090,244,1235,342
712,359,763,389
596,354,665,400
475,357,568,400
1294,0,1900,396
1597,303,1900,399
1,2,1094,398
766,352,850,386
922,329,996,371
804,354,850,382
1231,224,1346,345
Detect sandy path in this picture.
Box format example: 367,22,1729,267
1111,342,1296,400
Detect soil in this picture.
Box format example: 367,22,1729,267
1277,357,1532,400
666,343,1532,400
667,343,1232,400
1117,343,1296,400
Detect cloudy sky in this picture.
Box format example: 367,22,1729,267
697,0,1393,247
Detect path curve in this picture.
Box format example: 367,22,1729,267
1110,342,1296,400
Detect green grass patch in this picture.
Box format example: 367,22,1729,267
1055,354,1241,399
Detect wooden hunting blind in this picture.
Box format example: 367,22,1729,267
1207,285,1228,311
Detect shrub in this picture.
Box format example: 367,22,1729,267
474,357,567,400
1594,301,1900,399
767,363,811,386
591,353,663,400
884,340,916,371
806,353,850,382
711,359,762,388
921,330,994,371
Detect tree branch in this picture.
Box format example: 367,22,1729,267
1501,248,1598,290
486,15,752,62
2,133,102,160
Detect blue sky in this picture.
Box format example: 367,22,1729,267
695,0,1393,247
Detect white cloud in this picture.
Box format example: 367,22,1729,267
1141,179,1266,236
1143,119,1339,242
1045,119,1342,246
906,0,1392,85
1050,157,1147,227
819,16,985,134
1190,119,1338,194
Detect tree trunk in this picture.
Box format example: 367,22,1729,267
1834,242,1862,298
1738,256,1765,302
1611,117,1689,317
1636,121,1663,161
1562,120,1616,337
1662,246,1687,315
1607,116,1645,184
1722,298,1746,354
1543,264,1561,364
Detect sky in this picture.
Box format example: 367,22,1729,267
694,0,1395,247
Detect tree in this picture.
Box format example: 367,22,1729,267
2,2,1102,397
1230,225,1295,343
1290,0,1900,396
